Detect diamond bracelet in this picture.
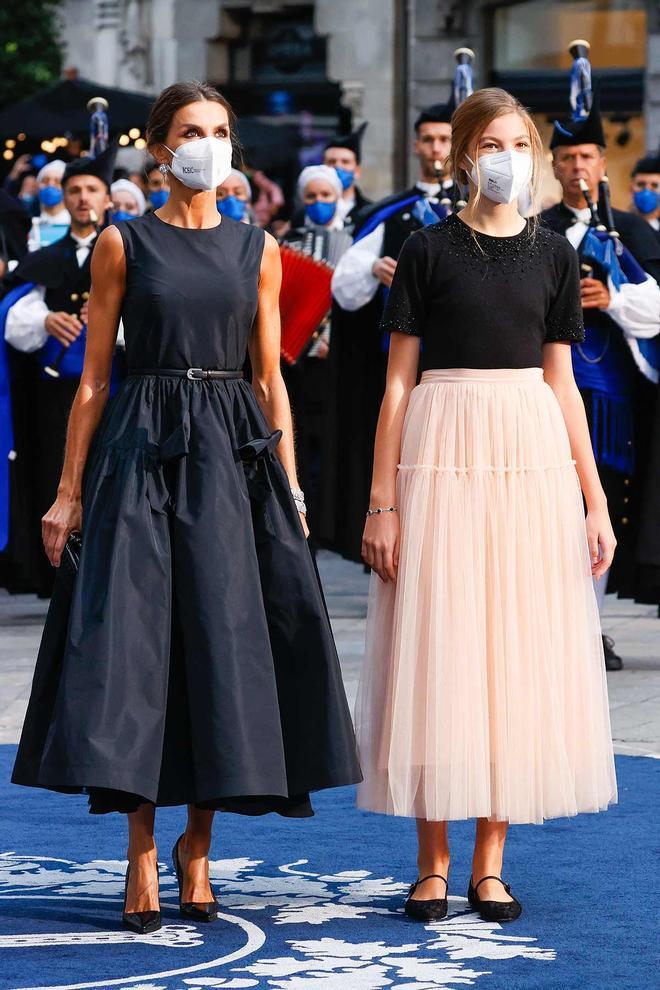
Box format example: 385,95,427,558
365,506,397,517
291,487,307,515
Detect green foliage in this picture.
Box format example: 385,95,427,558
0,1,63,111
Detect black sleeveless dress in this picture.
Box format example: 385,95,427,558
12,213,361,815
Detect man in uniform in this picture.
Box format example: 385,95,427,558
321,102,456,563
542,99,660,669
630,152,660,243
0,144,120,597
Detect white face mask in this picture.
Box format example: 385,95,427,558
165,137,233,191
467,149,532,205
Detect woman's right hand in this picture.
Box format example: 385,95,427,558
361,510,399,583
42,494,82,567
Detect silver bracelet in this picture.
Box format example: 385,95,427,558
366,505,397,516
291,487,307,515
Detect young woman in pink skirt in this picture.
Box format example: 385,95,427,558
357,88,618,923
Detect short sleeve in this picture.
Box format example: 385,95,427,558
379,231,428,337
545,238,585,343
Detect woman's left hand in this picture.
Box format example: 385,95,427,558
586,505,617,580
299,512,310,539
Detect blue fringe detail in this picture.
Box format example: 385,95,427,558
590,391,635,474
0,282,36,551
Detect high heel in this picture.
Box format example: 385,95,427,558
467,875,522,922
404,873,449,921
172,834,219,922
122,863,162,934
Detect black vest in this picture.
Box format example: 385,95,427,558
381,206,423,260
44,246,92,318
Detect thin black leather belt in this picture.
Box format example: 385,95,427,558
128,368,244,380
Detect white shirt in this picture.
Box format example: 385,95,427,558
335,193,356,223
40,207,71,226
4,231,126,353
331,180,450,311
563,203,660,380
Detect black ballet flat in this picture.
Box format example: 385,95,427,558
467,875,522,922
122,863,162,934
404,873,448,921
172,834,219,922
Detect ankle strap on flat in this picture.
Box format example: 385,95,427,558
411,873,448,893
474,875,511,894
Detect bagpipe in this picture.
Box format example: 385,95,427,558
557,41,660,473
428,47,474,219
38,96,110,381
355,47,476,244
561,41,659,384
448,47,474,212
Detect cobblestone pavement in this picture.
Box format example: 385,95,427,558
1,551,658,756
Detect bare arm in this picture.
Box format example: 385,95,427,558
361,332,420,581
248,230,308,535
543,342,616,578
42,225,125,566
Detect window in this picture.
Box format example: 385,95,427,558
493,0,645,72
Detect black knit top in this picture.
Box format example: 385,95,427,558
380,213,585,370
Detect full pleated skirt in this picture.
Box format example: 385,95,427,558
356,368,618,825
12,374,361,814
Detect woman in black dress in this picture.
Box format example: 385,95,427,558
13,81,360,933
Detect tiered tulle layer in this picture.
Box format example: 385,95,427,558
356,368,617,825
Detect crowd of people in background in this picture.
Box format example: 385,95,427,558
0,96,658,676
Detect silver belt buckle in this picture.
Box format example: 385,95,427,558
186,367,205,380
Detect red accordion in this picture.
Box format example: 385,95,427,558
279,244,333,365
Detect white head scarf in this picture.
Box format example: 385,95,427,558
296,164,342,200
220,168,252,199
36,159,66,185
110,178,146,215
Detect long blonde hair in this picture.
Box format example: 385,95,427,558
447,87,543,227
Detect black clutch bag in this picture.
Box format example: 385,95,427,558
61,531,83,575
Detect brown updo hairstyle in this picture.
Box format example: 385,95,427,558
145,80,243,169
448,87,543,226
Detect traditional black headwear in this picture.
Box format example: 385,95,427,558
414,98,455,131
550,87,606,150
62,140,118,189
324,122,368,164
632,152,660,175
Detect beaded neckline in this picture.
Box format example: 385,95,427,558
451,213,529,242
426,210,555,279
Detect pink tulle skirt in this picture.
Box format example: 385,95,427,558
356,368,618,825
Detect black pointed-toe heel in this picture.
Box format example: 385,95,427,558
468,875,522,922
122,864,162,934
404,873,449,921
172,834,219,923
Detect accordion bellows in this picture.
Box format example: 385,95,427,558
279,245,333,364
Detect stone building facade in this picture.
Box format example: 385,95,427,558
58,0,658,204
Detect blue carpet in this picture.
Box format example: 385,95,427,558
0,746,657,990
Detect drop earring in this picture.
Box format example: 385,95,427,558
159,163,168,175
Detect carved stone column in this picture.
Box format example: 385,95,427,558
94,0,121,85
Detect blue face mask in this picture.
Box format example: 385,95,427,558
305,200,337,226
217,195,247,222
112,210,137,223
19,194,36,206
149,188,169,210
39,185,63,208
633,188,659,215
334,166,354,191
